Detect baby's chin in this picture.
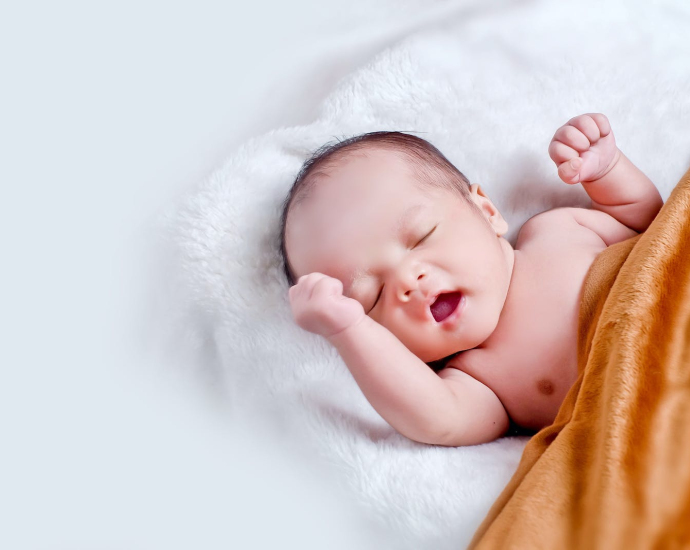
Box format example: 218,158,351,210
419,346,468,364
412,341,469,364
410,322,499,363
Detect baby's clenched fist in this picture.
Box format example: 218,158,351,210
549,113,621,185
288,273,366,339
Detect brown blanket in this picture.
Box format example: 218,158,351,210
470,167,690,550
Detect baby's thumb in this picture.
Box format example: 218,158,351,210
558,157,583,184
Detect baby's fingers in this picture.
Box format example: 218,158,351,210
289,272,325,303
552,125,591,153
566,114,603,145
548,140,579,165
584,113,611,137
310,275,343,301
557,157,584,185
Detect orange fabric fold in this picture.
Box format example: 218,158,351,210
470,167,690,550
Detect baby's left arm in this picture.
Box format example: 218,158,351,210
549,113,663,233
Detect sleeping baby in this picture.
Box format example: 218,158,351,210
279,113,663,446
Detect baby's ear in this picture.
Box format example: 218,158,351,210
470,184,509,236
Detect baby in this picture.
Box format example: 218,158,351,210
280,113,663,446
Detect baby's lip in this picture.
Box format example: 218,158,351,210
429,291,463,323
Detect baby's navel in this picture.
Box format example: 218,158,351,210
537,379,555,396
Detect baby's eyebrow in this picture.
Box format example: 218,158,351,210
395,205,425,237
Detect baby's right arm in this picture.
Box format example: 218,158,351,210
289,273,509,446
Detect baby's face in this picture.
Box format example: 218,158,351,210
286,149,514,362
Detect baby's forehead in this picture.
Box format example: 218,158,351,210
298,154,425,214
305,147,431,201
291,180,446,249
327,145,420,175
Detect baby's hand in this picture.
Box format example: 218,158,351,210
548,113,620,184
289,273,366,339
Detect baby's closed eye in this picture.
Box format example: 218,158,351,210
411,225,437,248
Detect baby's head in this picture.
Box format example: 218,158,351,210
280,132,514,362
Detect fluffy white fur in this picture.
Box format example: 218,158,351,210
167,0,690,547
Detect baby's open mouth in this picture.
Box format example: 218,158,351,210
430,292,463,322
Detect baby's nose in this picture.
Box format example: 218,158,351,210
396,269,427,303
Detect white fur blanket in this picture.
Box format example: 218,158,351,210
167,0,690,547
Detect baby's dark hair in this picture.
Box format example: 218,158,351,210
279,131,473,286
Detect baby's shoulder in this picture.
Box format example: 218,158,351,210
515,207,590,249
515,207,621,254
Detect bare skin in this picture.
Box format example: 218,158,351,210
454,206,635,431
286,113,663,446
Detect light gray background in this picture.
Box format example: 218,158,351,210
1,0,419,547
4,1,689,548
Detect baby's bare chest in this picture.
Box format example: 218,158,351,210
458,230,605,430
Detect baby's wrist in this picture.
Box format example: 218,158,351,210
326,314,371,347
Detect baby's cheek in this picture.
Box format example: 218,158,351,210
371,312,407,342
367,307,391,330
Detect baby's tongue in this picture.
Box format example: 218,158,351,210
430,292,462,322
